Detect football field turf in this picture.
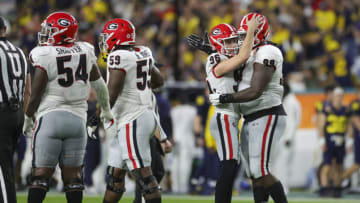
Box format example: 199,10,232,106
16,193,360,203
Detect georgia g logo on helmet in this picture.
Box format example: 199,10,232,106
212,28,221,36
107,23,118,30
58,18,71,27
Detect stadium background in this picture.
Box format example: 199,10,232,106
1,0,360,202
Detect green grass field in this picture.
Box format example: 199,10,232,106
16,194,360,203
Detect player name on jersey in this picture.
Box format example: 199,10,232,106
56,45,83,55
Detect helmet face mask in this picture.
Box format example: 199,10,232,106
237,31,246,47
38,23,60,45
98,32,112,53
223,37,239,56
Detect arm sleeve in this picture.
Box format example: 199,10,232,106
90,77,111,114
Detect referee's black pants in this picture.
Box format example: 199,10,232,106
0,108,24,203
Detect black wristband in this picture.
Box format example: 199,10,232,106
219,94,233,103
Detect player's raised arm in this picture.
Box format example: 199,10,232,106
213,15,263,77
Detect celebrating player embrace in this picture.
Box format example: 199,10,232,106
209,13,288,203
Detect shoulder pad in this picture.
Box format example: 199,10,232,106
77,41,94,52
256,44,282,55
30,46,51,56
135,46,153,58
110,49,132,58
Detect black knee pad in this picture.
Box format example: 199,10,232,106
106,166,125,194
133,170,161,195
30,176,50,191
64,177,84,192
219,160,238,181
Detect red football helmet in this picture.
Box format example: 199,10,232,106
209,23,239,56
99,18,136,52
238,13,269,47
38,12,78,46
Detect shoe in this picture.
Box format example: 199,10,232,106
333,187,342,198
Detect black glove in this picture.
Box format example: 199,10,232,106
186,32,215,54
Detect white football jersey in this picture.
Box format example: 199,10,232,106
29,42,97,120
237,44,284,115
107,46,154,126
206,53,241,118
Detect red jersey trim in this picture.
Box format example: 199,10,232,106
212,65,223,78
35,65,47,72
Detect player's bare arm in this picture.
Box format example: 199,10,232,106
150,66,164,89
213,15,263,77
216,62,274,103
26,68,48,117
108,68,126,108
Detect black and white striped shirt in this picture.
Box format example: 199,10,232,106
0,37,28,104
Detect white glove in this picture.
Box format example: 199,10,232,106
209,93,221,106
23,115,34,137
87,126,97,139
100,110,117,139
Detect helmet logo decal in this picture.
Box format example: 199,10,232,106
212,28,221,36
107,23,118,30
58,18,71,27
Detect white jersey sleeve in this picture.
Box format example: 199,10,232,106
254,44,283,70
30,46,56,80
205,53,228,78
81,42,97,66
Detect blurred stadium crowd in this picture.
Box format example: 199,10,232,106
1,0,360,90
2,0,360,196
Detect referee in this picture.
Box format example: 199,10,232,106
0,16,30,203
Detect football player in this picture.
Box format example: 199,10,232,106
209,13,288,203
23,12,115,203
99,18,164,203
317,87,348,197
204,17,261,203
